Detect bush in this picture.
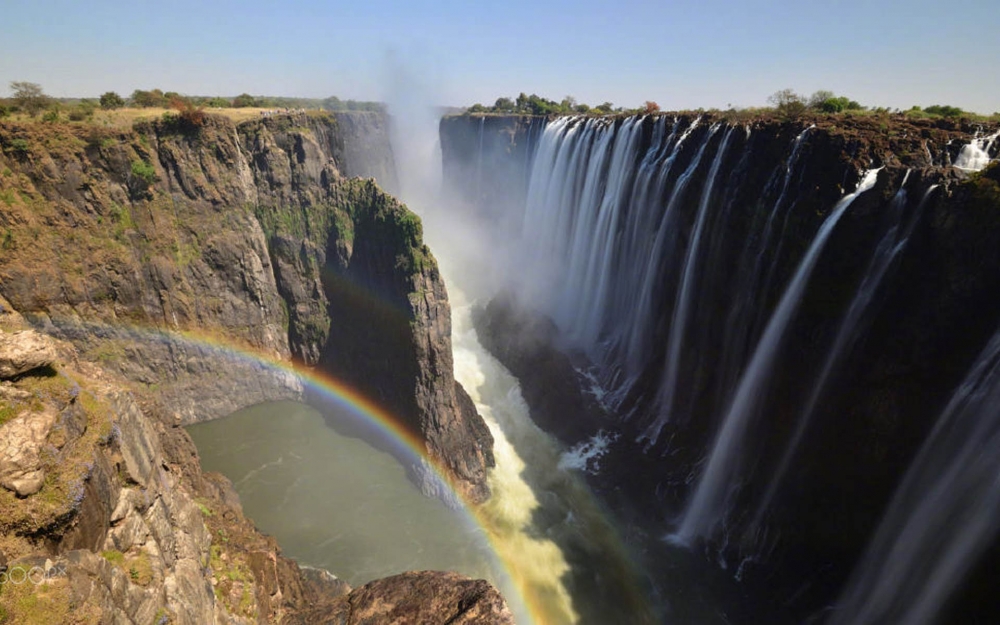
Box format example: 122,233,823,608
69,100,97,121
131,89,167,108
232,93,258,108
923,104,965,118
131,159,156,185
99,91,125,110
7,138,30,155
9,81,51,117
41,109,60,123
169,96,206,129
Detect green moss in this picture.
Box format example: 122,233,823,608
101,549,125,566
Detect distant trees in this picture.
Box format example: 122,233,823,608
922,104,965,118
232,93,258,108
99,91,125,110
465,94,631,116
130,89,167,108
644,101,660,114
10,81,50,117
767,88,864,119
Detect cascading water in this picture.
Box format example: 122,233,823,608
441,111,1000,622
953,128,1000,172
749,174,933,532
670,168,882,546
651,125,733,435
391,107,656,624
828,324,1000,625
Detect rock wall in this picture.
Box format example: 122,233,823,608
0,111,493,503
0,301,510,624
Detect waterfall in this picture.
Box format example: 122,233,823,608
646,126,734,439
714,126,812,413
750,174,932,532
671,168,882,545
954,129,1000,172
828,324,1000,625
518,115,722,387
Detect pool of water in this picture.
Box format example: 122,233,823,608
186,400,499,586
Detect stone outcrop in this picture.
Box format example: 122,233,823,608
314,571,515,625
0,330,58,378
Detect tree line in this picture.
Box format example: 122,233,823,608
466,93,660,116
0,82,384,121
463,89,990,121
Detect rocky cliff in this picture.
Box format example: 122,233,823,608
442,112,1000,622
0,301,510,624
0,112,504,623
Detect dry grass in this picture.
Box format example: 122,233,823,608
3,107,318,129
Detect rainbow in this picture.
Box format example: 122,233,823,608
87,323,548,623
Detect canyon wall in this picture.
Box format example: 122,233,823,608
0,112,503,622
441,112,1000,623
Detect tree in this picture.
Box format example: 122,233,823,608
232,93,257,108
10,81,50,117
493,97,515,113
131,89,167,108
100,91,125,110
768,89,807,120
643,101,660,114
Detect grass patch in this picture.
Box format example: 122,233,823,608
100,549,125,566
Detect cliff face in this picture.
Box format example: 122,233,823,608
0,112,492,503
442,113,1000,621
0,112,502,620
0,301,510,624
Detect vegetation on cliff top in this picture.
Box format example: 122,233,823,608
1,81,384,128
460,88,1000,123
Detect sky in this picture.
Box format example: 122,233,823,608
1,0,998,114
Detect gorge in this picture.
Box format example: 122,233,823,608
0,100,998,625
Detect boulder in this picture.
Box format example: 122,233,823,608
0,329,58,379
0,407,58,496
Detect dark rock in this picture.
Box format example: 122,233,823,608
473,292,608,446
314,571,514,625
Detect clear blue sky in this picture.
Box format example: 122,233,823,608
1,0,998,113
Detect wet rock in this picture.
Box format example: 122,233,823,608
0,329,58,378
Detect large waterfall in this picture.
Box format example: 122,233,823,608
441,112,1000,623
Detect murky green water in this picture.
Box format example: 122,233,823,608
186,400,498,586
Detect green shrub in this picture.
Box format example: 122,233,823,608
923,104,965,118
40,109,60,123
99,91,125,110
130,159,156,186
6,138,29,155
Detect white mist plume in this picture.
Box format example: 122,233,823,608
379,50,506,301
